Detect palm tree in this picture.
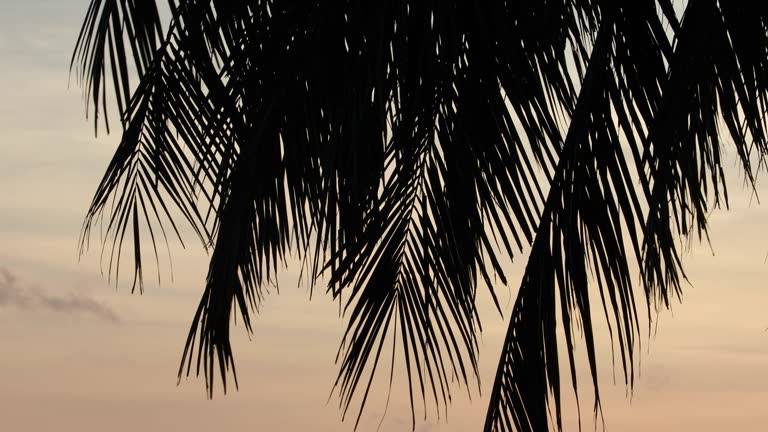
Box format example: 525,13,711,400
71,1,767,431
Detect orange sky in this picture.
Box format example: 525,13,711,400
1,2,767,431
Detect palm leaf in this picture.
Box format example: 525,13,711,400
485,1,768,431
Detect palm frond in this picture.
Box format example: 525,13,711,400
71,0,166,133
326,1,602,425
485,1,768,431
643,0,768,310
77,0,257,392
485,3,673,430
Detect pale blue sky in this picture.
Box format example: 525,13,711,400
1,1,767,431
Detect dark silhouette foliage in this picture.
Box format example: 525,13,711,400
71,1,768,430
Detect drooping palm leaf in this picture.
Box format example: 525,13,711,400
643,0,768,311
485,5,668,428
485,1,768,431
72,0,165,133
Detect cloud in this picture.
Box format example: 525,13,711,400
0,267,119,322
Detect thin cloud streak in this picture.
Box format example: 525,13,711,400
0,267,119,322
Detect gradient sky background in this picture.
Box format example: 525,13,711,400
1,1,767,431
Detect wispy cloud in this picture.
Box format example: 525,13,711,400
0,267,119,322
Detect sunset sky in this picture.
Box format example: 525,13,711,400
1,1,767,431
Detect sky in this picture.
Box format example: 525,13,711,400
0,1,767,431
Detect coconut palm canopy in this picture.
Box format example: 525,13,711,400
71,1,767,431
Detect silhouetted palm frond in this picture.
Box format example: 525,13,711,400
72,1,768,431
